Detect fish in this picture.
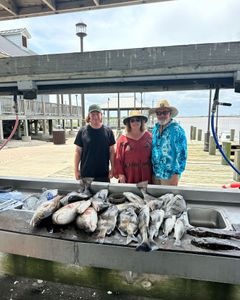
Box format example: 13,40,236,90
117,207,139,245
187,227,240,240
191,237,240,251
52,201,82,225
136,205,152,252
96,205,119,243
163,194,186,218
76,199,92,214
171,194,187,215
149,209,165,241
147,199,164,211
137,181,158,203
91,189,109,212
77,177,94,199
116,202,141,212
161,215,177,239
123,192,145,206
160,193,175,210
30,195,63,227
60,191,86,206
173,218,185,246
76,207,98,233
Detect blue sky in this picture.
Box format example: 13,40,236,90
1,0,240,116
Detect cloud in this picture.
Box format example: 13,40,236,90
1,0,240,115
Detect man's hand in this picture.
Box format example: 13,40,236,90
75,170,81,180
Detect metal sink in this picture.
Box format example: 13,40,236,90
186,207,231,229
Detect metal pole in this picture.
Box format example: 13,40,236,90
107,97,110,126
216,104,219,138
80,37,85,127
204,89,212,151
117,93,120,130
76,95,80,127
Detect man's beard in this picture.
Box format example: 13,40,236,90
158,119,170,126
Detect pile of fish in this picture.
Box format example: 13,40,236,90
188,227,240,251
29,179,187,252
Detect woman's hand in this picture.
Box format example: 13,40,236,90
118,174,126,183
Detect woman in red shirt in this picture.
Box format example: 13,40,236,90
114,111,152,184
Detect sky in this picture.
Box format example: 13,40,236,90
1,0,240,116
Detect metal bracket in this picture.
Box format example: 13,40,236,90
17,80,38,99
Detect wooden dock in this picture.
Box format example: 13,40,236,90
0,137,238,188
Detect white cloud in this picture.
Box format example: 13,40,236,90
1,0,240,115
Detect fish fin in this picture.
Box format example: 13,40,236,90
126,235,138,245
136,241,152,252
160,234,168,241
149,240,159,251
118,228,127,237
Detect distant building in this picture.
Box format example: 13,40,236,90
0,28,79,140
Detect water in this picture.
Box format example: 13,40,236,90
176,116,240,141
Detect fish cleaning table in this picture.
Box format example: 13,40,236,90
0,176,240,285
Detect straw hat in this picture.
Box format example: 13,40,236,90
149,99,178,117
123,110,148,125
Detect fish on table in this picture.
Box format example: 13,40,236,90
96,205,119,243
149,209,165,243
191,237,240,251
76,206,98,233
161,214,177,240
30,195,63,227
187,227,240,240
91,189,109,212
173,218,185,246
117,207,139,245
78,177,94,199
136,205,152,252
137,181,157,203
52,200,91,225
123,192,145,206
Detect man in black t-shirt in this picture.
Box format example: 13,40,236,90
74,104,115,182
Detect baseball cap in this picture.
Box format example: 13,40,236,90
88,104,102,113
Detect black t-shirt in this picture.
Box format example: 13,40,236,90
74,125,115,178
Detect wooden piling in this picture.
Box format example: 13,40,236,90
197,129,202,141
233,150,240,182
230,129,235,142
221,142,231,165
192,127,197,140
209,136,216,155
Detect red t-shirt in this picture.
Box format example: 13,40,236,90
114,131,152,183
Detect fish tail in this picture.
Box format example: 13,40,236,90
136,241,152,252
160,234,168,241
126,235,138,245
149,240,159,251
174,240,181,247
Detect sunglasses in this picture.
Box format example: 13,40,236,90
130,117,141,123
156,111,170,116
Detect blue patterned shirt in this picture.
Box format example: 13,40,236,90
152,120,187,180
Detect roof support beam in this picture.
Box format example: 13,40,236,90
0,42,239,96
0,0,18,16
41,0,56,11
92,0,100,6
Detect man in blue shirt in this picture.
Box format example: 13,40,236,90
150,100,187,186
